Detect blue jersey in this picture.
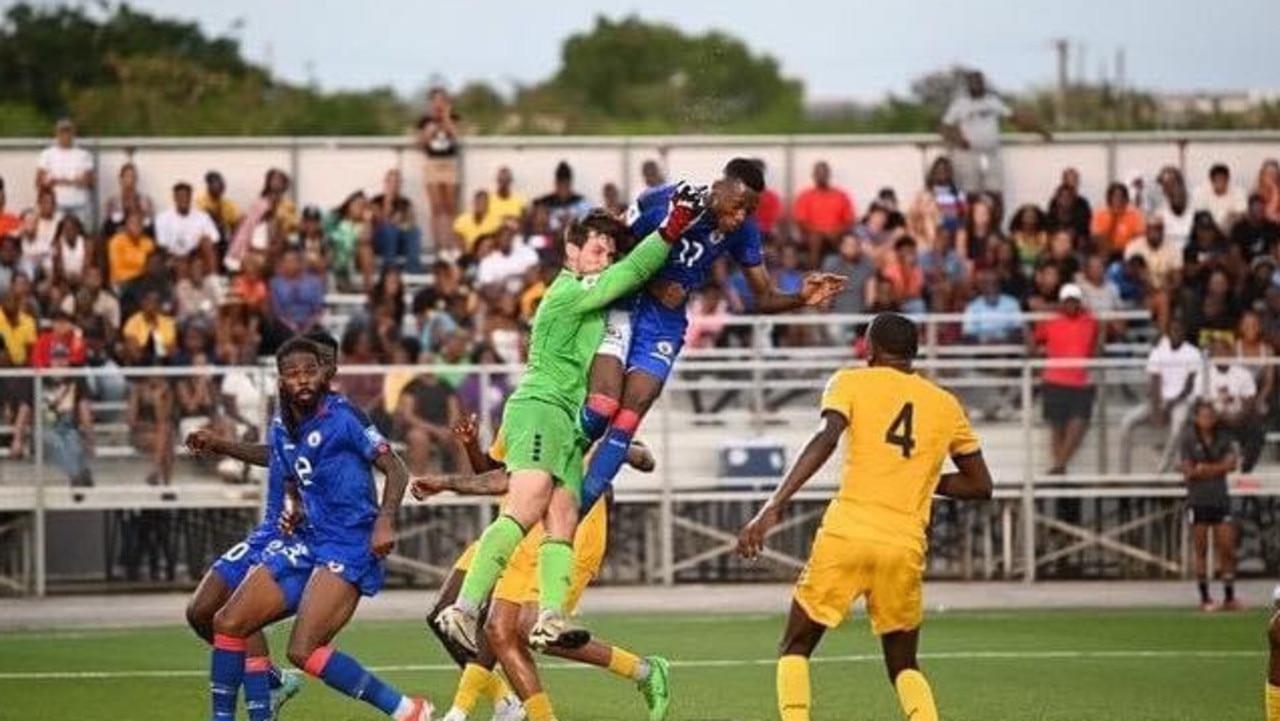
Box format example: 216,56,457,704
269,393,390,551
627,182,765,298
242,419,289,549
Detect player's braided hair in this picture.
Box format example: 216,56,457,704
564,208,634,250
276,336,323,365
303,328,339,357
868,312,919,360
724,157,765,193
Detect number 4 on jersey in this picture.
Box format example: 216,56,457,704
885,402,916,459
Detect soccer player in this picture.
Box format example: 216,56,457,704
737,313,994,721
207,338,431,721
1181,400,1240,612
417,417,669,721
182,329,340,719
433,198,702,720
577,158,845,511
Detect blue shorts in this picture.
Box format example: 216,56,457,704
211,536,272,590
262,538,385,610
625,296,688,384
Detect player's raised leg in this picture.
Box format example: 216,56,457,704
581,330,626,441
288,567,430,720
581,369,663,510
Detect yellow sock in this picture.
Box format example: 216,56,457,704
485,671,512,704
777,655,811,721
523,691,556,721
1267,683,1280,721
895,669,938,721
608,647,643,681
451,663,493,715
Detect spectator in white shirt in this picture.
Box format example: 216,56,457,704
1158,170,1195,248
51,215,92,285
23,195,57,280
1118,318,1202,472
1192,164,1248,233
939,71,1051,204
35,119,95,222
155,182,219,269
476,218,539,293
1199,337,1264,472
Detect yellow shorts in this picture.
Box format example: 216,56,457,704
793,529,924,636
453,541,478,573
492,501,609,611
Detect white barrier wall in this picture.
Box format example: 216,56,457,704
1,133,1277,230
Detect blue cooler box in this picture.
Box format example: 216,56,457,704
718,439,786,489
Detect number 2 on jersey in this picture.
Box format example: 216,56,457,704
884,402,916,459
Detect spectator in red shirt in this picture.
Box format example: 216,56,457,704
32,309,86,369
751,159,783,239
793,161,855,268
0,176,18,238
1030,283,1101,475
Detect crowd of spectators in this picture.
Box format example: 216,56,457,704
4,99,1280,489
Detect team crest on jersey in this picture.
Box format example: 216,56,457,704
327,561,345,574
708,231,725,245
307,430,323,448
581,273,601,289
656,341,675,358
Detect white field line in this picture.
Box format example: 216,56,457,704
0,649,1256,681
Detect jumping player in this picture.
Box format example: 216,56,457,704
182,329,340,718
418,417,669,721
737,313,994,721
207,338,431,721
434,199,703,721
578,158,845,511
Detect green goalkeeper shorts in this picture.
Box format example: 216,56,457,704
500,399,587,500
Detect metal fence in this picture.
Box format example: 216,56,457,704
3,311,1280,597
3,131,1279,235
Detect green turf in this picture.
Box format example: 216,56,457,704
0,608,1267,721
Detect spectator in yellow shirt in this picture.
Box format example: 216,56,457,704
107,209,156,287
122,290,177,360
489,166,528,224
0,288,36,458
452,190,501,253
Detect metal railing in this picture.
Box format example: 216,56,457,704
3,310,1280,595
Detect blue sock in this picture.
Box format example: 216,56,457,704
267,664,283,690
580,393,618,442
306,646,404,715
210,634,246,721
582,423,634,511
245,656,273,721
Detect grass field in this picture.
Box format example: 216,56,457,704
0,608,1267,721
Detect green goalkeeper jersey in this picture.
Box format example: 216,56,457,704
508,232,670,416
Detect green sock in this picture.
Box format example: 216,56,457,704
538,539,574,613
458,515,526,608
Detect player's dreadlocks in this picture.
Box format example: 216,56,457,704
867,312,919,360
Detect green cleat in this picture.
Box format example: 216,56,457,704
271,669,303,717
637,655,671,721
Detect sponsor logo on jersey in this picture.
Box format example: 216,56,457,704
307,430,323,448
327,561,345,574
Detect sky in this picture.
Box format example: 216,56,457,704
115,0,1280,103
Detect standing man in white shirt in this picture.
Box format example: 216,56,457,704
939,71,1052,211
155,182,219,270
35,119,95,225
1200,338,1264,473
1118,318,1202,472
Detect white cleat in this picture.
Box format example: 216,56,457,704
397,696,435,721
433,604,480,655
490,694,526,721
441,707,470,721
527,608,590,652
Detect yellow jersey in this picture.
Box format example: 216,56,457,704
820,366,980,553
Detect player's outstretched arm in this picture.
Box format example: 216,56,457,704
185,428,269,467
741,264,846,314
936,452,995,500
411,469,511,500
371,451,410,557
737,410,846,559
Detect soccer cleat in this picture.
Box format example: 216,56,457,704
397,696,435,721
490,694,526,721
1221,599,1244,612
625,440,656,474
271,669,303,716
1199,601,1218,613
434,605,480,655
528,608,590,651
441,708,469,721
637,655,671,721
